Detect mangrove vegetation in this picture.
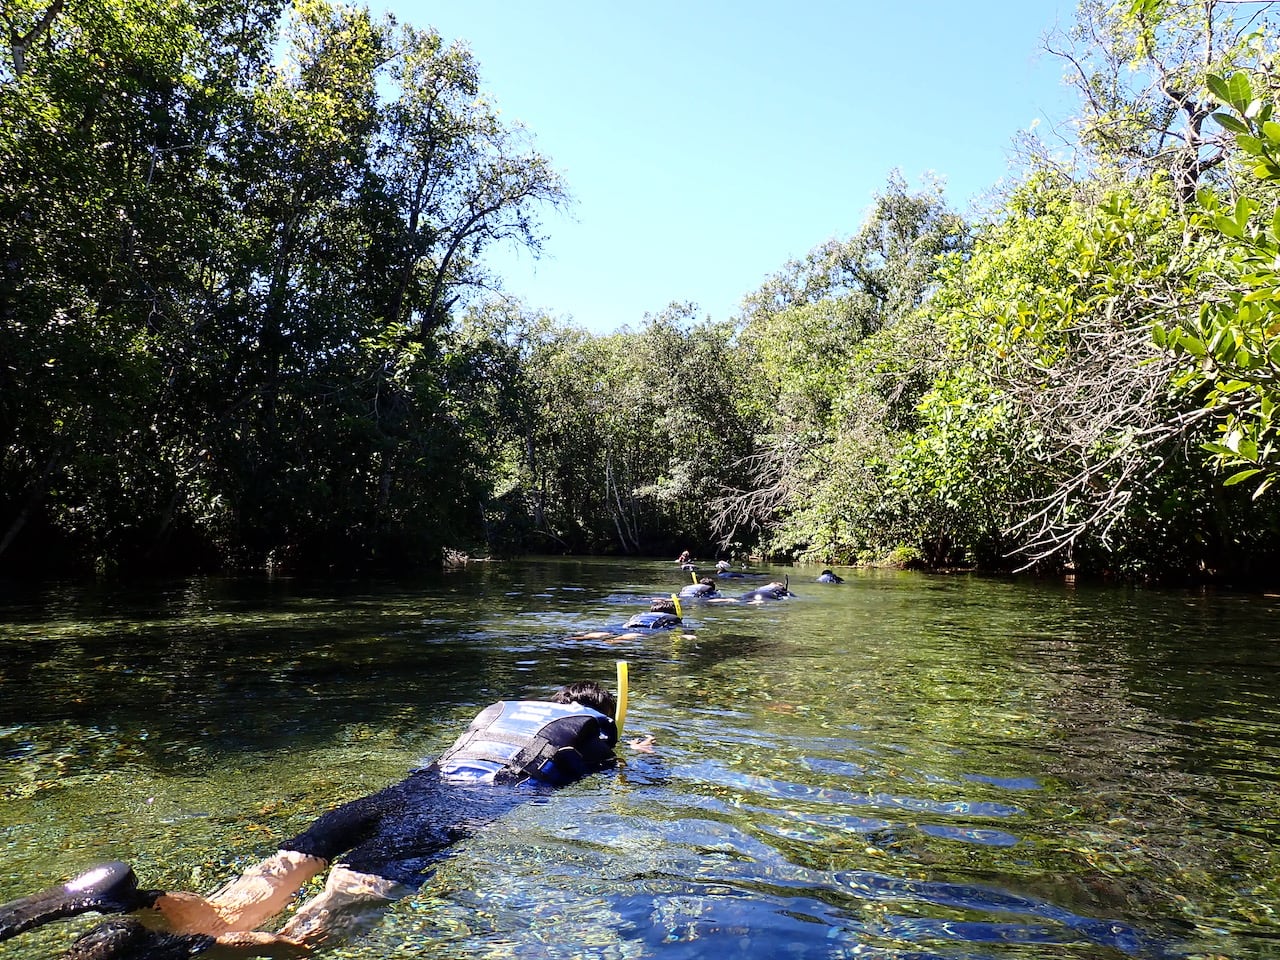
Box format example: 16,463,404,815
5,0,1280,583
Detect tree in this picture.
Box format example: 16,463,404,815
1045,0,1280,202
476,303,753,556
378,26,567,335
713,174,968,560
0,0,285,568
1161,67,1280,497
914,165,1280,579
0,0,569,573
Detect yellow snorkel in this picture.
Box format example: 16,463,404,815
615,660,629,738
691,571,698,584
670,593,682,619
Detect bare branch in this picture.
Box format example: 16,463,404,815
3,0,64,78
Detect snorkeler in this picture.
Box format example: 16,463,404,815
739,578,795,602
567,598,689,642
679,577,720,599
625,597,682,630
680,576,794,604
699,578,795,603
4,680,653,958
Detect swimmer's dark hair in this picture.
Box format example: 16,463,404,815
552,680,616,718
650,597,678,616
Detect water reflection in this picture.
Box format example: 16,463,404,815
1,562,1278,958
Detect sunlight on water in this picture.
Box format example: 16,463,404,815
2,561,1279,958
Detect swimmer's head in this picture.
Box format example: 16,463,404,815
552,680,616,718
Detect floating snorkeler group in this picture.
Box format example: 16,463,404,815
669,552,846,601
566,553,828,643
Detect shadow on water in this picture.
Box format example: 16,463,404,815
2,559,1279,958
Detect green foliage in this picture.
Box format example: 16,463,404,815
962,173,1247,575
8,0,1280,584
889,369,1018,567
739,157,1280,580
715,174,969,563
883,545,924,570
484,305,751,556
1156,70,1280,501
1045,1,1280,203
889,151,1280,579
0,0,564,574
859,177,1081,569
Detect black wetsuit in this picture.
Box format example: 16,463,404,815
3,703,619,957
281,701,618,887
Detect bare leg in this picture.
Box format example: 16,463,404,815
275,866,410,948
151,851,326,935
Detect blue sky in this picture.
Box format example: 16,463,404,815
387,2,1079,333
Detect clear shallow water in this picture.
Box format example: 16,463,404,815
1,559,1278,959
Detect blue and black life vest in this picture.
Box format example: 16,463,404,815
623,611,681,630
432,700,618,787
679,582,718,599
741,580,793,601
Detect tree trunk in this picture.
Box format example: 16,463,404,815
0,451,60,559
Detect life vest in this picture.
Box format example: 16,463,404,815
623,611,680,630
432,700,617,787
679,583,717,599
741,581,792,601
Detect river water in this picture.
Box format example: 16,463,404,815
1,558,1278,959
